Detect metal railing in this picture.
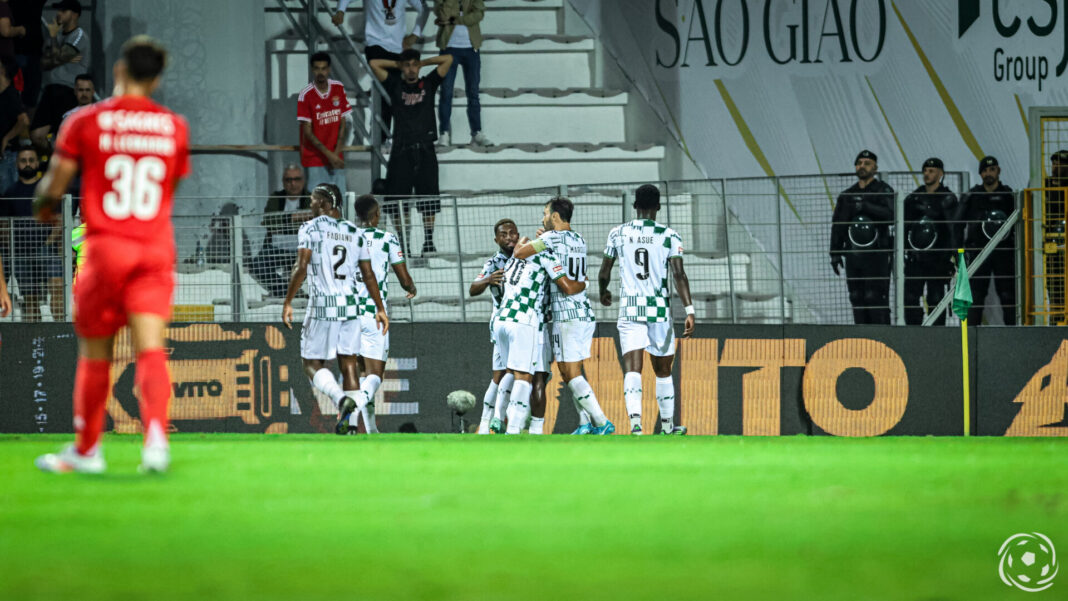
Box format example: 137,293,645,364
8,172,1051,327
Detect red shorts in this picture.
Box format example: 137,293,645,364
74,236,176,338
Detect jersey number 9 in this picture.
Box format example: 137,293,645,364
102,154,166,220
633,248,650,280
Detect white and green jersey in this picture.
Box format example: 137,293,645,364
540,229,594,322
475,250,511,317
298,216,369,320
493,250,566,326
353,226,405,316
604,219,683,323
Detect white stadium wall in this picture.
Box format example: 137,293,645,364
569,0,1068,185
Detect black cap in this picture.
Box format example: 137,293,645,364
855,150,877,164
979,156,999,172
923,157,944,170
1052,150,1068,165
52,0,82,13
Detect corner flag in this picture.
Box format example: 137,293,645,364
952,250,972,322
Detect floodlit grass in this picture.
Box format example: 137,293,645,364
1,434,1065,600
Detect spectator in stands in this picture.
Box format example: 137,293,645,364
298,52,351,196
0,145,63,321
434,0,491,147
370,49,452,255
252,164,311,298
61,72,92,120
952,156,1017,325
30,0,88,155
830,150,895,325
334,0,430,142
0,57,29,196
1044,150,1068,323
903,157,957,325
0,0,27,65
11,0,45,110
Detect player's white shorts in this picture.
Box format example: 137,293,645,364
551,320,594,363
493,320,541,374
617,319,675,357
492,343,506,371
358,312,389,362
535,326,553,373
300,314,361,360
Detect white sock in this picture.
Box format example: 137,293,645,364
656,376,675,433
480,380,498,423
363,374,382,399
569,376,606,427
529,416,545,435
506,379,532,434
346,389,379,434
624,371,642,431
312,368,346,408
574,401,591,426
494,372,514,421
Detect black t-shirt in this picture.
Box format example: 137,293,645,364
385,69,443,146
904,184,958,253
1,179,53,247
0,84,24,152
11,0,45,57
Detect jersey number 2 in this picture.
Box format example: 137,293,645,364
332,245,347,280
633,248,650,280
102,155,166,220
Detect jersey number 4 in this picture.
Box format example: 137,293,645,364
102,155,167,220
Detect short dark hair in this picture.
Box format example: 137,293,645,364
634,184,661,210
546,196,574,223
122,36,167,82
17,145,39,158
494,218,516,236
75,73,94,85
312,183,342,207
355,194,379,221
399,48,421,64
310,51,331,67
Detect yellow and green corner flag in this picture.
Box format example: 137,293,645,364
952,250,972,321
954,249,972,435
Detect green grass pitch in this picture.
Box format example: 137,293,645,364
1,434,1065,600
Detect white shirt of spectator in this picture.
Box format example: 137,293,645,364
284,197,301,212
344,0,430,54
447,6,472,49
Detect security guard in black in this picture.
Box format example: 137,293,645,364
903,157,957,325
951,155,1016,325
831,150,895,324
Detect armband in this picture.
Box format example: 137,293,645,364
530,239,547,253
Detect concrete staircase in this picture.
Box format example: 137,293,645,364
264,0,664,192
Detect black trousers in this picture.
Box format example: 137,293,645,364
365,45,401,142
967,246,1017,325
845,250,891,324
904,254,952,325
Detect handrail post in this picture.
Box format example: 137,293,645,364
62,194,73,321
775,177,786,323
231,214,244,322
894,191,905,325
453,195,466,321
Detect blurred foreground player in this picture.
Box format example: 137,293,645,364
33,37,190,474
599,184,694,435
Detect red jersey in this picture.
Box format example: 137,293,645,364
54,95,191,243
297,79,352,168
